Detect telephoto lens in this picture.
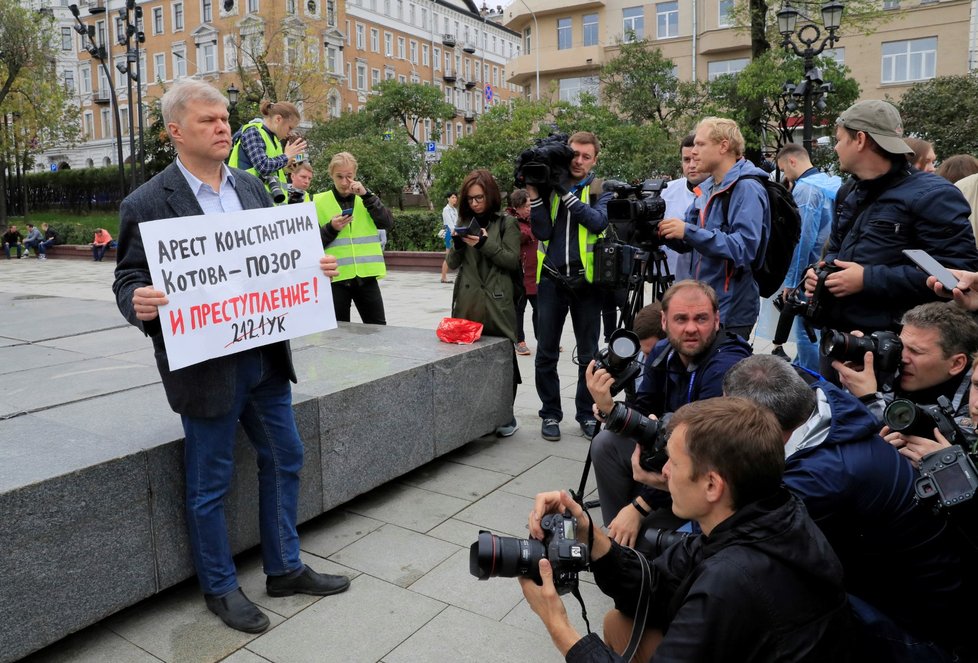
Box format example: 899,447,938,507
820,330,875,362
469,531,546,583
604,404,671,472
265,176,287,204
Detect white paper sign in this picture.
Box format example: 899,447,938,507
139,202,336,370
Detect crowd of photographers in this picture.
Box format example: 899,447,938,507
462,99,978,663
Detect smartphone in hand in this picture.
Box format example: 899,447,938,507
903,249,965,293
341,208,353,216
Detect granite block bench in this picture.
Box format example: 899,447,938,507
0,293,512,662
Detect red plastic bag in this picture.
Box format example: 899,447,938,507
436,317,484,344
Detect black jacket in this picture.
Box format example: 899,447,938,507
824,161,978,331
569,490,849,662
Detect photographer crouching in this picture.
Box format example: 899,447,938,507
522,131,612,442
517,398,849,662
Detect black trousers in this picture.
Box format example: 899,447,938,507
331,277,387,325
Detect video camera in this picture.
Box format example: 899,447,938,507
603,405,673,473
286,185,306,205
514,133,574,191
592,329,643,396
772,263,840,346
593,180,669,291
469,511,589,595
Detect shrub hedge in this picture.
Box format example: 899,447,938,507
385,209,444,251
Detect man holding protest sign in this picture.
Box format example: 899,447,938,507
113,80,350,634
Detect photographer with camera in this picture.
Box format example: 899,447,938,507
228,100,307,205
723,355,970,661
587,281,751,545
519,397,848,662
803,101,978,378
524,131,613,442
287,161,313,204
657,118,771,339
831,303,978,433
314,151,394,325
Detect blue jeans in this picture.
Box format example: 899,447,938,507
24,239,45,256
792,317,821,373
181,349,304,596
535,277,602,423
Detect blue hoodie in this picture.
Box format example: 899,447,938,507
784,380,966,650
669,158,771,328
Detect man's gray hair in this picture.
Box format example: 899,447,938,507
722,356,816,432
161,79,228,131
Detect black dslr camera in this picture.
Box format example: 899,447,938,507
915,445,978,508
604,405,673,473
884,395,975,447
514,133,575,191
592,329,643,396
637,526,692,557
772,263,840,345
469,512,589,595
265,176,287,204
820,328,902,389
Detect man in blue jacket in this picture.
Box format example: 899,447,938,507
658,117,771,339
724,355,968,661
804,100,978,349
586,280,752,546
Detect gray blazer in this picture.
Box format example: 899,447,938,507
113,162,296,418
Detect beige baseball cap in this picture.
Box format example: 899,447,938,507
837,100,914,155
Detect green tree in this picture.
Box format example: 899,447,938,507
898,74,978,159
599,39,703,132
303,110,418,207
365,80,456,207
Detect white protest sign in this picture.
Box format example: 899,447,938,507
139,202,336,370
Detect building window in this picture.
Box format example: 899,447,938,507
61,27,73,51
121,107,130,136
97,20,106,47
370,28,379,52
201,42,216,72
357,62,367,90
80,64,91,93
882,37,936,83
559,76,599,105
84,112,94,140
718,0,733,27
386,67,395,80
173,3,184,31
410,40,418,63
372,68,380,88
433,46,441,70
582,14,598,47
422,43,429,66
247,0,259,12
101,108,113,138
883,0,900,8
823,47,845,65
174,48,188,78
286,0,297,13
203,0,213,22
154,53,166,81
63,69,76,93
657,2,678,39
326,0,336,25
326,46,339,74
384,32,392,56
397,37,405,59
623,6,644,41
153,7,164,34
707,57,749,80
557,17,572,50
356,24,364,49
523,26,531,54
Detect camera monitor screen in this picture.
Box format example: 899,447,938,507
935,463,974,501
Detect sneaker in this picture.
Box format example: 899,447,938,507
580,419,598,439
20,254,28,259
515,342,531,356
38,255,46,260
541,418,561,441
496,417,519,437
771,346,791,362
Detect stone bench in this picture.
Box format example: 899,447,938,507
0,293,512,662
41,244,118,261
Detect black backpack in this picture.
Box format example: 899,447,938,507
720,174,801,298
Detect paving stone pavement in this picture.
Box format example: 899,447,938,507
2,258,787,663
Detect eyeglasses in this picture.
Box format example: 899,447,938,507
466,194,486,203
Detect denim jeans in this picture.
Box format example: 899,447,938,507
181,348,304,596
24,239,45,256
535,278,602,423
516,293,537,343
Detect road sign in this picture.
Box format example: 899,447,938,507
424,141,436,152
383,129,394,141
485,85,493,102
50,163,58,172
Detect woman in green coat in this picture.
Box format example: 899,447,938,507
447,169,522,436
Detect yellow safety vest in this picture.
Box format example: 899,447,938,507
314,190,386,282
228,121,287,199
535,185,599,283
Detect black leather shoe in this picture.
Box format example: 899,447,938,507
266,564,351,597
204,588,270,634
580,419,598,439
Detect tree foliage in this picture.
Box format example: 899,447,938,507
599,39,703,131
898,74,978,159
365,80,456,145
303,110,419,206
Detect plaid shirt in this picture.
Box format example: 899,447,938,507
238,125,289,177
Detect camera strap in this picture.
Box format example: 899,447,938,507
622,547,654,662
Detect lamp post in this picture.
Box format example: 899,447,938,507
69,3,128,196
115,0,146,187
226,84,240,133
776,1,844,156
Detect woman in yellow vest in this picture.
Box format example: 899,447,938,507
314,152,394,324
227,100,306,202
447,169,522,437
